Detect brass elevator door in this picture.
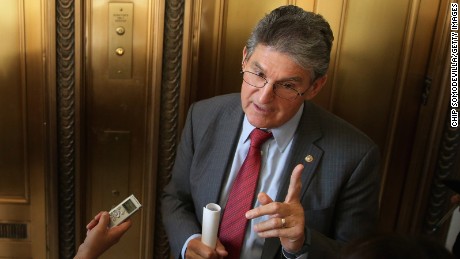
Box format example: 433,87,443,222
82,0,162,258
0,0,48,258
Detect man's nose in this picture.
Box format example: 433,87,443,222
258,82,275,103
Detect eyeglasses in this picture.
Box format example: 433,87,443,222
241,70,308,101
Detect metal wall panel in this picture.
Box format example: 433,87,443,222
0,0,48,258
84,0,163,258
0,0,28,203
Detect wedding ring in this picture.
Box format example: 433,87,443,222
281,218,286,228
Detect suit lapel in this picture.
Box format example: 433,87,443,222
262,101,324,258
195,99,244,211
276,101,323,204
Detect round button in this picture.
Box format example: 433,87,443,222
116,26,125,35
115,48,125,56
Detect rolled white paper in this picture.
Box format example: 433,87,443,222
202,203,221,249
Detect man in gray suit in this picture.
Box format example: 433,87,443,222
162,5,380,259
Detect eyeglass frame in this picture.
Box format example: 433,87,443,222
240,70,311,101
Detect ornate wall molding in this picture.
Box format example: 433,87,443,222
424,108,460,235
56,0,76,258
155,0,185,257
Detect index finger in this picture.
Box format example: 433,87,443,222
284,164,303,203
86,211,105,230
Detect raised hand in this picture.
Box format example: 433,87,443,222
245,164,305,253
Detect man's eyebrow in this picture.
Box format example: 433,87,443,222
251,61,304,83
250,62,264,72
272,72,304,84
278,77,303,83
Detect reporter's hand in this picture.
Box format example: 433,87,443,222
185,237,228,259
74,211,132,259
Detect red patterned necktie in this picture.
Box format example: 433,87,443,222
219,128,273,259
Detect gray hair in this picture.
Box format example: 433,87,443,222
245,5,334,81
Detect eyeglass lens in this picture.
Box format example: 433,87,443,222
242,71,300,100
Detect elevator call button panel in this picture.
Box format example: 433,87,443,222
108,3,133,79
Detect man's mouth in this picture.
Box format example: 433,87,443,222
252,102,272,114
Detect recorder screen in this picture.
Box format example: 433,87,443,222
122,200,137,213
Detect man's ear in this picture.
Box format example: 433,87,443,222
242,46,248,67
304,75,327,100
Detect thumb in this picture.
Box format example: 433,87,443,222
216,239,229,257
97,212,110,228
257,192,273,205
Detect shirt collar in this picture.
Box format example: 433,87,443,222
242,103,304,152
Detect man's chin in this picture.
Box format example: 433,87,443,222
247,116,271,129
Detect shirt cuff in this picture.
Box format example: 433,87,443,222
181,233,202,259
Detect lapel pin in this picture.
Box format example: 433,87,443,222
305,155,314,163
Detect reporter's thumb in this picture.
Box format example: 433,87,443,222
97,211,110,228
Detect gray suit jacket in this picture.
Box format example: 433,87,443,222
161,93,380,259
